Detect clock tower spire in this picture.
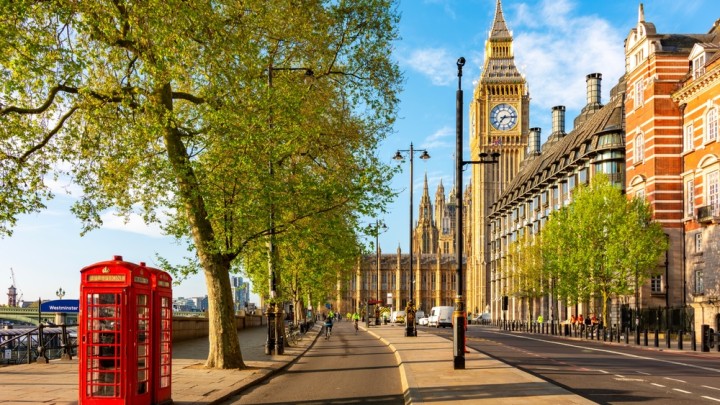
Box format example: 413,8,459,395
467,0,529,319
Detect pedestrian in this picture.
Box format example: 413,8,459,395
537,314,544,323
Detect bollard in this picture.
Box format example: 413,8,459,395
691,331,697,352
635,327,641,346
643,329,648,346
654,329,659,347
678,330,684,350
701,325,710,352
665,329,671,349
625,327,629,344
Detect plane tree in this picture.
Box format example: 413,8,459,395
541,175,667,326
0,0,401,368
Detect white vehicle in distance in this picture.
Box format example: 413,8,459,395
472,312,491,325
418,317,429,326
391,310,406,323
415,310,425,324
428,306,454,328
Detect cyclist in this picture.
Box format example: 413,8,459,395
352,312,360,333
324,315,333,339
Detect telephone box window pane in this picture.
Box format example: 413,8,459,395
86,293,121,398
137,294,150,394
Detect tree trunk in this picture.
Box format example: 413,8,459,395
203,257,244,368
158,83,244,369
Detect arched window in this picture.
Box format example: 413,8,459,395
705,108,718,143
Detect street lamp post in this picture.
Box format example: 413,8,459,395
265,65,314,356
454,56,499,369
394,144,430,337
369,220,387,326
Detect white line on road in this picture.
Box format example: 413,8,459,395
664,377,687,383
486,330,720,374
702,396,720,402
704,385,720,391
651,383,666,388
615,374,625,378
636,371,650,375
672,388,692,394
598,370,609,374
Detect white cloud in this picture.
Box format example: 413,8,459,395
405,48,457,86
421,126,454,149
100,211,166,238
509,0,625,133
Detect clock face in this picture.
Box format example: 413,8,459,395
490,103,518,131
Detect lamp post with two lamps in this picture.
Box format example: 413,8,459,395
264,65,314,356
393,144,430,337
453,56,500,369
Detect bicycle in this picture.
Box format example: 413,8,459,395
285,324,300,346
324,324,332,339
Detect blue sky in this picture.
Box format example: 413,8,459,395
2,0,719,306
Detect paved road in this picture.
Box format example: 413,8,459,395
424,325,720,405
221,320,404,405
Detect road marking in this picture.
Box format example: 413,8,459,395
664,377,687,383
636,371,650,375
651,383,666,388
704,386,720,391
702,396,720,402
672,388,691,394
485,330,720,374
615,378,645,382
615,374,625,378
598,370,609,374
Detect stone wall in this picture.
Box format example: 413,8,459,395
172,314,264,342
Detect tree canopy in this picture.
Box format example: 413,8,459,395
540,174,668,325
0,0,402,368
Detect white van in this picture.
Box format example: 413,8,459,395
391,310,406,323
428,306,454,328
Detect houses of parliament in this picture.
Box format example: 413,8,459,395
338,176,472,316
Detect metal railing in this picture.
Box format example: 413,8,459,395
0,324,77,365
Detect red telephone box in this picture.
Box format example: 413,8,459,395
79,256,153,404
146,264,172,405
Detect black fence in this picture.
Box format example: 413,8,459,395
620,305,694,332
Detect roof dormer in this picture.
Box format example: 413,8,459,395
689,42,720,79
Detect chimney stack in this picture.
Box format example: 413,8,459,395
586,73,602,108
551,106,566,137
528,127,541,156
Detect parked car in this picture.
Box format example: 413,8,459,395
472,312,491,325
415,310,426,324
418,317,429,326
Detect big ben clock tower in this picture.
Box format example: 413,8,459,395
468,0,529,319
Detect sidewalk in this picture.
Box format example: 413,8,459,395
0,324,323,405
0,322,593,405
366,323,593,405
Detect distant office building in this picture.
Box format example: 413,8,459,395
231,276,251,311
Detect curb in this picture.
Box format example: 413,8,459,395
208,323,323,405
364,326,416,405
